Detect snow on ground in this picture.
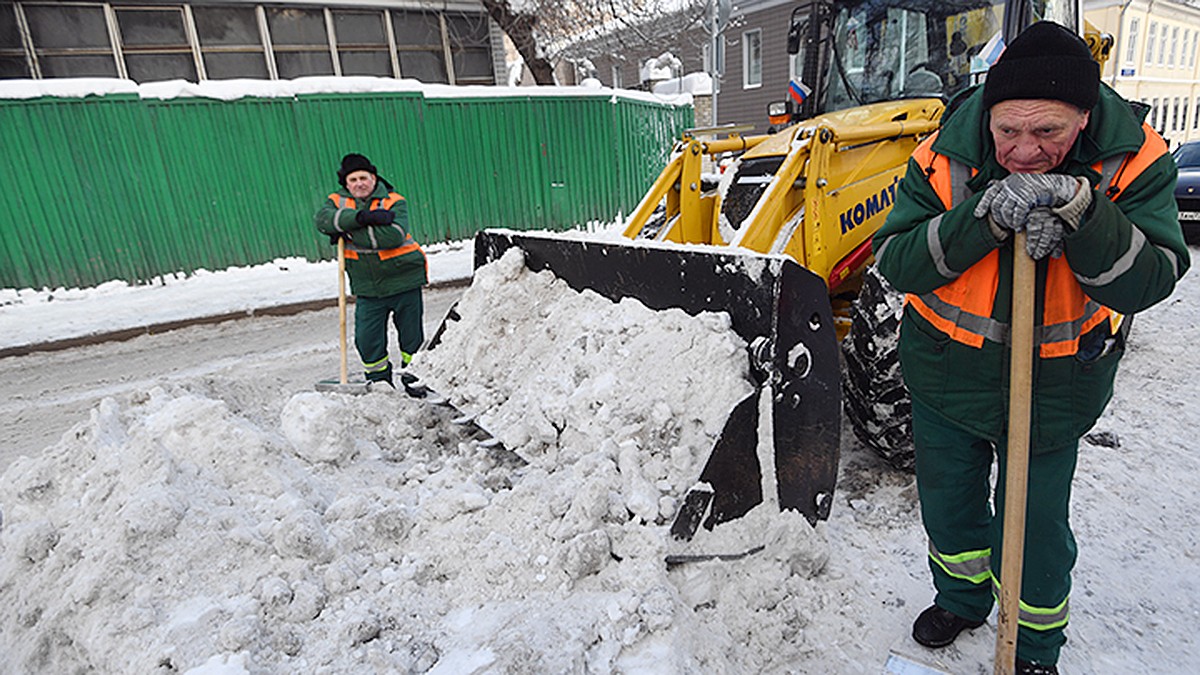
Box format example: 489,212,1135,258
1,243,1199,673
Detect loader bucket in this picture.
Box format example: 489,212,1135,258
471,229,840,531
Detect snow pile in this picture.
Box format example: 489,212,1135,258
418,248,753,483
0,251,834,673
653,72,714,97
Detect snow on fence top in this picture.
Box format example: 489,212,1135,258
0,75,694,106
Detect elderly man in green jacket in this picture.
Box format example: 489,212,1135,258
315,153,428,396
873,22,1189,674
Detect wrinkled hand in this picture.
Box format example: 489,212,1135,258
1024,208,1066,260
355,209,395,227
972,173,1082,232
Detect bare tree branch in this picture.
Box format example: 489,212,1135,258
481,0,708,85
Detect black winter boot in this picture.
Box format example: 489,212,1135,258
1016,659,1058,675
912,605,985,648
365,366,395,392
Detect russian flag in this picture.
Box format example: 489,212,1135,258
789,77,812,105
974,32,1006,71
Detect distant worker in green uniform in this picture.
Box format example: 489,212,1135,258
315,153,428,396
874,22,1189,674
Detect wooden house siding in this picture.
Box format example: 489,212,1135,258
562,0,811,133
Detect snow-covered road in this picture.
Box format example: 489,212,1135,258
0,285,462,473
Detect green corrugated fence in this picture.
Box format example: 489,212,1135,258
0,88,693,290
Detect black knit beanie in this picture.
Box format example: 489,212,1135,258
337,153,377,187
982,22,1099,111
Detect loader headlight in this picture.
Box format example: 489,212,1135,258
767,101,790,128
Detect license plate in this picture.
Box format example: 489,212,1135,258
1180,211,1200,221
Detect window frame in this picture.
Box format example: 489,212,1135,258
192,4,271,80
742,28,762,89
1169,25,1179,67
1125,17,1140,66
3,1,495,85
1147,21,1158,66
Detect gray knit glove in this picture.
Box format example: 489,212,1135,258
1051,176,1093,230
1025,208,1066,260
973,173,1083,232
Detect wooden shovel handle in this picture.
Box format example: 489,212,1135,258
338,237,349,385
995,232,1036,674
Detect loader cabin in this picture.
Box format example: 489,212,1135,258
771,0,1012,127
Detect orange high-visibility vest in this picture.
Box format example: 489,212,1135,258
328,193,423,261
905,125,1163,357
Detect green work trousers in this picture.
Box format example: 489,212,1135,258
354,288,424,382
912,398,1078,665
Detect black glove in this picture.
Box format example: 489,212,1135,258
327,232,350,245
355,209,395,227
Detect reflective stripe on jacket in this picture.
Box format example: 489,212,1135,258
902,126,1164,358
327,193,421,260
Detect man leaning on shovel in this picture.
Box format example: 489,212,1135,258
315,153,429,397
873,22,1188,674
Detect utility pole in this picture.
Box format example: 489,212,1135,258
709,0,731,125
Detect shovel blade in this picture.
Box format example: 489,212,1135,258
315,379,370,395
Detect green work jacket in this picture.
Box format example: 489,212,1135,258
314,182,428,298
874,83,1189,447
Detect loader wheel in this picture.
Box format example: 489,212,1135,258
841,264,914,471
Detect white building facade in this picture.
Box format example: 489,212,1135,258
1087,0,1200,148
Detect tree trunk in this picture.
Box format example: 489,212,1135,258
480,0,557,85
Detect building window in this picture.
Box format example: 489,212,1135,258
392,10,448,83
1170,26,1179,67
611,63,622,89
1125,17,1140,65
1151,98,1159,128
1183,30,1191,71
1194,98,1199,130
1174,98,1181,131
1193,32,1199,68
1147,21,1157,65
194,6,269,79
0,5,31,78
332,10,392,77
445,12,494,85
2,1,493,85
1159,24,1169,66
743,29,762,89
116,7,197,83
267,7,334,78
23,3,118,78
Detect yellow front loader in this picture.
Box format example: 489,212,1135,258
450,0,1109,541
623,99,943,334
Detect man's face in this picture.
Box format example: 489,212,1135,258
989,99,1090,174
345,170,377,199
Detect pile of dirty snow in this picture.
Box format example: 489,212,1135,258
0,249,833,673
